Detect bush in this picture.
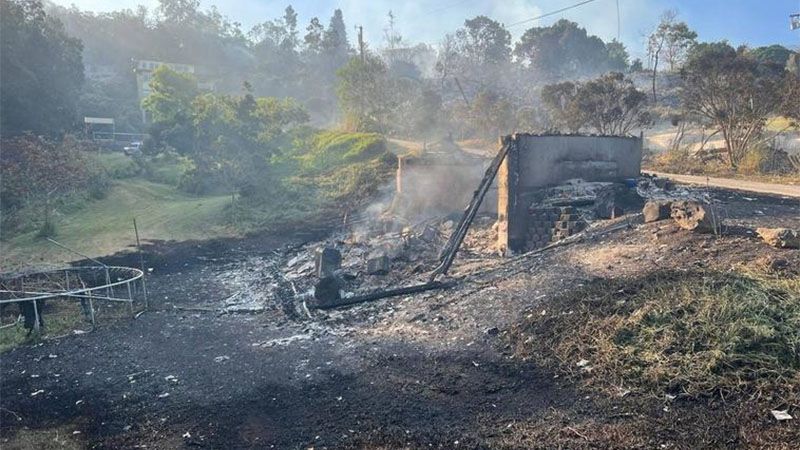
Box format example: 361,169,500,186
234,130,396,231
97,152,140,179
739,143,796,176
0,135,110,236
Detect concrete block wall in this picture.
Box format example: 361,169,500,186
498,134,642,254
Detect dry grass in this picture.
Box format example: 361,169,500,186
511,269,800,405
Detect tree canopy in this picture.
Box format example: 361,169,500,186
541,72,650,135
515,19,622,80
1,0,84,135
680,42,788,168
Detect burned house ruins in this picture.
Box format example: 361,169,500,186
496,134,643,254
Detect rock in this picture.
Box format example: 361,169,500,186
643,200,672,223
671,201,714,232
366,254,390,275
314,247,341,279
419,225,438,243
312,276,344,308
755,255,790,272
653,178,674,190
756,228,800,249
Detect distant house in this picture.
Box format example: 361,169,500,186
134,59,215,123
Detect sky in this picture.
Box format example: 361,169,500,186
51,0,800,59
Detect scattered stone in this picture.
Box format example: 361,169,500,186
366,254,390,275
419,225,438,243
652,178,674,190
314,247,341,278
756,228,800,249
755,255,790,272
643,200,672,223
671,201,714,232
485,327,500,336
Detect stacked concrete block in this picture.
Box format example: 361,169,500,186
525,205,588,250
525,206,560,250
552,206,587,241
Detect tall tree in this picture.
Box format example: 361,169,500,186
647,10,697,101
303,17,324,53
681,42,786,168
455,15,511,66
541,73,650,135
323,9,349,58
1,0,84,135
514,19,614,80
606,39,630,72
158,0,200,24
336,54,390,131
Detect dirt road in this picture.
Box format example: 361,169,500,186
645,170,800,198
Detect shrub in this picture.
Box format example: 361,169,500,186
0,135,109,236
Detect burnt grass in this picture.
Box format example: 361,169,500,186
2,187,800,449
0,232,569,449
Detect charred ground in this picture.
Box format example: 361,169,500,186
1,186,799,449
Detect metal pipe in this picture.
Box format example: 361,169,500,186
316,281,454,310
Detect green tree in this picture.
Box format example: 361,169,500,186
1,0,84,135
647,10,697,100
749,45,794,67
681,42,786,168
541,73,650,135
514,19,611,80
142,66,199,125
323,9,349,58
606,39,630,72
336,55,390,131
455,16,511,66
541,82,583,132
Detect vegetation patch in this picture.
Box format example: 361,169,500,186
97,152,140,179
236,130,395,232
510,269,800,405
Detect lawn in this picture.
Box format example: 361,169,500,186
1,179,235,269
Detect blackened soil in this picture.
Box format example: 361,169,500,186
0,232,571,449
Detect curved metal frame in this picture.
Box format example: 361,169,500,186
0,266,145,332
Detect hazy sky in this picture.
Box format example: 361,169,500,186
52,0,800,58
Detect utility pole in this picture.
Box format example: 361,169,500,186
358,25,365,62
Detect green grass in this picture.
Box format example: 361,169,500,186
97,151,139,179
1,178,234,268
235,130,395,231
145,152,194,186
2,131,396,268
0,303,87,353
511,269,800,403
298,131,387,172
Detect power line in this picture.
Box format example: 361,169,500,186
507,0,600,28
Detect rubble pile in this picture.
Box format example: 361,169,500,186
516,179,642,251
279,216,500,309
